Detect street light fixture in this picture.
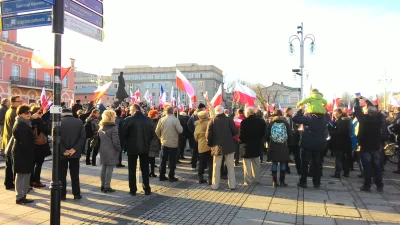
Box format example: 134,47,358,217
378,69,392,110
90,77,104,87
288,22,316,100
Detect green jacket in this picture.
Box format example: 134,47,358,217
297,93,327,114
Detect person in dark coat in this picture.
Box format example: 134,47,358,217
284,107,301,175
12,105,35,204
72,100,83,118
30,106,51,188
187,103,207,170
239,107,266,186
354,97,385,192
122,104,154,196
98,110,121,193
60,108,86,200
3,96,22,190
329,108,352,179
0,98,10,157
148,110,161,177
293,106,330,189
266,110,293,187
115,109,126,168
206,105,238,190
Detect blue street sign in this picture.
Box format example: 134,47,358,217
65,0,103,28
1,11,52,31
41,0,54,5
1,0,52,16
73,0,103,15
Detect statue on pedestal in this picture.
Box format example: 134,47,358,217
115,71,129,105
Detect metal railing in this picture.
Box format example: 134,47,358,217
10,76,53,89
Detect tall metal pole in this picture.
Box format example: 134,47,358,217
299,22,304,101
384,68,387,110
50,0,64,224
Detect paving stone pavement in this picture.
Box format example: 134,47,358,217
0,154,399,225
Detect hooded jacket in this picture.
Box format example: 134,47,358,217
297,91,328,115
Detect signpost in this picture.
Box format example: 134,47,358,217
65,14,102,41
65,0,103,28
2,11,52,31
73,0,102,14
1,0,52,15
0,0,104,223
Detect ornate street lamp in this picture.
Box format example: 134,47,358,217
378,69,392,110
288,22,316,100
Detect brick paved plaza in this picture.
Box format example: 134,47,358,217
0,155,399,225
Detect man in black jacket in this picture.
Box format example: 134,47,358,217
60,109,86,200
354,97,385,192
293,106,330,189
72,100,83,118
187,103,206,170
122,104,154,196
284,107,301,175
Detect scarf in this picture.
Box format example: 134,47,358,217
16,116,32,128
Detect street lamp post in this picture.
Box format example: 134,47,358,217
90,77,104,87
378,69,392,110
288,22,316,101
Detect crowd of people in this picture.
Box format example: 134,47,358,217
1,91,399,205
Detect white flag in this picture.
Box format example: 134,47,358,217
144,90,151,102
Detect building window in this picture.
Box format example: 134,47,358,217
158,74,161,79
165,83,169,88
200,92,204,97
192,81,197,87
114,84,118,89
29,69,36,85
200,73,203,79
12,65,20,81
281,95,289,104
146,75,150,80
186,74,190,79
152,92,155,96
62,75,68,88
44,72,51,85
152,74,156,79
151,83,155,88
145,83,150,88
2,31,8,39
198,82,204,87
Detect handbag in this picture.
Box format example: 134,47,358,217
211,145,223,156
34,127,47,145
90,131,101,151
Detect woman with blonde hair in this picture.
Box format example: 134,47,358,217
98,110,121,193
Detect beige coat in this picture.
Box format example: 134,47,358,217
194,118,211,153
155,114,183,148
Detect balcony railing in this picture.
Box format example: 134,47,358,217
10,76,53,89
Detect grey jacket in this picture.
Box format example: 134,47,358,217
99,123,121,166
60,115,86,159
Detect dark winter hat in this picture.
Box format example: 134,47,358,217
198,103,206,109
62,108,72,114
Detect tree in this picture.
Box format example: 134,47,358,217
340,92,353,107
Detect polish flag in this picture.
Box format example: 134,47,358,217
389,93,400,107
372,94,379,106
40,87,49,110
189,98,196,109
265,102,270,112
171,86,176,106
134,87,140,103
233,117,242,127
210,84,223,107
347,101,352,114
94,81,112,100
176,68,196,101
30,50,71,81
270,103,276,112
233,82,256,107
178,104,184,112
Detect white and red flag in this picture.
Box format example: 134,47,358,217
40,87,49,110
203,91,209,102
30,50,71,81
176,68,196,101
94,81,112,100
210,84,223,107
233,82,256,107
372,94,379,106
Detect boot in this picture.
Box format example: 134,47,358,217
272,171,278,188
279,171,288,187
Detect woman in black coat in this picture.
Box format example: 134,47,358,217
30,106,51,188
12,105,36,204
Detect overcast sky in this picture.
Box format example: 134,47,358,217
17,0,400,99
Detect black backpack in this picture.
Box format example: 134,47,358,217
84,119,94,138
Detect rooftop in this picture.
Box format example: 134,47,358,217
75,87,116,96
113,64,223,75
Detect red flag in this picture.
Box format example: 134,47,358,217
372,94,379,106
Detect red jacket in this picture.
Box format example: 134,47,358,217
233,114,245,142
